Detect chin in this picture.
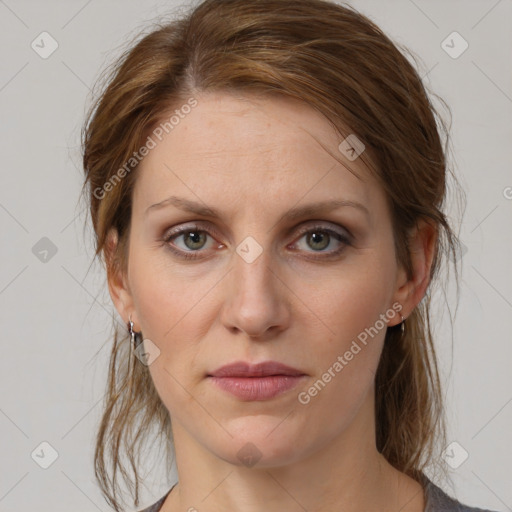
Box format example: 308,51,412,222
212,417,308,468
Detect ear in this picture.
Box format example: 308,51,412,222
105,228,136,327
390,218,437,326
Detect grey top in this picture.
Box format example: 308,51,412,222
138,475,497,512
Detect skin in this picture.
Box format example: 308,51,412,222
108,91,436,512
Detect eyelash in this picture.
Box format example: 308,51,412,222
162,223,352,261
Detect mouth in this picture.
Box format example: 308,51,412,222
207,361,307,401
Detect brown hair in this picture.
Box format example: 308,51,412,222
81,0,463,510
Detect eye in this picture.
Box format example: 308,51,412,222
163,225,219,259
291,225,351,256
174,230,210,251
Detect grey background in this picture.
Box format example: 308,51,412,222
0,0,511,511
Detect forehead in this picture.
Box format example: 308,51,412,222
148,91,361,168
134,91,383,215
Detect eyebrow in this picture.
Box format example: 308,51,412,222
145,195,370,221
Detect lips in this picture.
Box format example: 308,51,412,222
207,361,307,401
208,361,305,378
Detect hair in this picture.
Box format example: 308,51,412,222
81,0,464,510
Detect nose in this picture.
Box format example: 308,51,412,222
220,241,291,340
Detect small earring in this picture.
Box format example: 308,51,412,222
127,314,143,348
126,315,143,392
400,314,406,336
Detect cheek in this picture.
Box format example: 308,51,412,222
128,244,207,338
291,248,395,405
301,249,395,346
127,247,219,387
128,252,211,415
293,287,388,440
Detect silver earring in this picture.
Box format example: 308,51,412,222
128,314,143,348
400,314,406,336
126,315,143,391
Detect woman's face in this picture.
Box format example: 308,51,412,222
111,91,413,467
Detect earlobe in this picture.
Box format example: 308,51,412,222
390,219,437,325
105,228,134,324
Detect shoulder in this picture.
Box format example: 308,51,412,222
423,475,499,512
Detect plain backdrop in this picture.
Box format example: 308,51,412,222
0,0,511,511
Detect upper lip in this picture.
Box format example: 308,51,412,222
208,361,306,378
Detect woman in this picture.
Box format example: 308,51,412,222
81,0,498,511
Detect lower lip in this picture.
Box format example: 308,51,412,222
208,375,306,401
